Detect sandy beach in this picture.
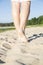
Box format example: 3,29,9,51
0,27,43,65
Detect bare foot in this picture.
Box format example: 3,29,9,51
17,29,28,42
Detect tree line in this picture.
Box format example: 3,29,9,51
0,15,43,27
0,22,14,27
26,15,43,25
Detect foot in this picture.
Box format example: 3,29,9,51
17,29,28,43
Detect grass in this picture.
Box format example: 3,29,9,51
0,27,15,33
26,24,43,27
0,24,43,33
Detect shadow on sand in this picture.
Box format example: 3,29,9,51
0,60,5,64
28,33,43,42
0,33,43,64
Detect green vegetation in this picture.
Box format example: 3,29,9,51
0,15,43,33
0,27,15,33
0,22,14,27
0,15,43,27
26,15,43,25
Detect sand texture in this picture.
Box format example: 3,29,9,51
0,27,43,65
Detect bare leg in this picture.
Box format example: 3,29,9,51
11,2,20,33
18,1,31,42
20,1,31,33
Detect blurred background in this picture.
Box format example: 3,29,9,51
0,0,43,28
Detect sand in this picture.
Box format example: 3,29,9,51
0,27,43,65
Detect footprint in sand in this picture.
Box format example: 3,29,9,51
15,58,39,65
31,58,39,65
0,42,11,63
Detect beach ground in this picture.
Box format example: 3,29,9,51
0,27,43,65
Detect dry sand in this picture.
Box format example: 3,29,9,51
0,27,43,65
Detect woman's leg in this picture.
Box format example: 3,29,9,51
20,1,31,34
18,1,31,42
11,2,20,33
